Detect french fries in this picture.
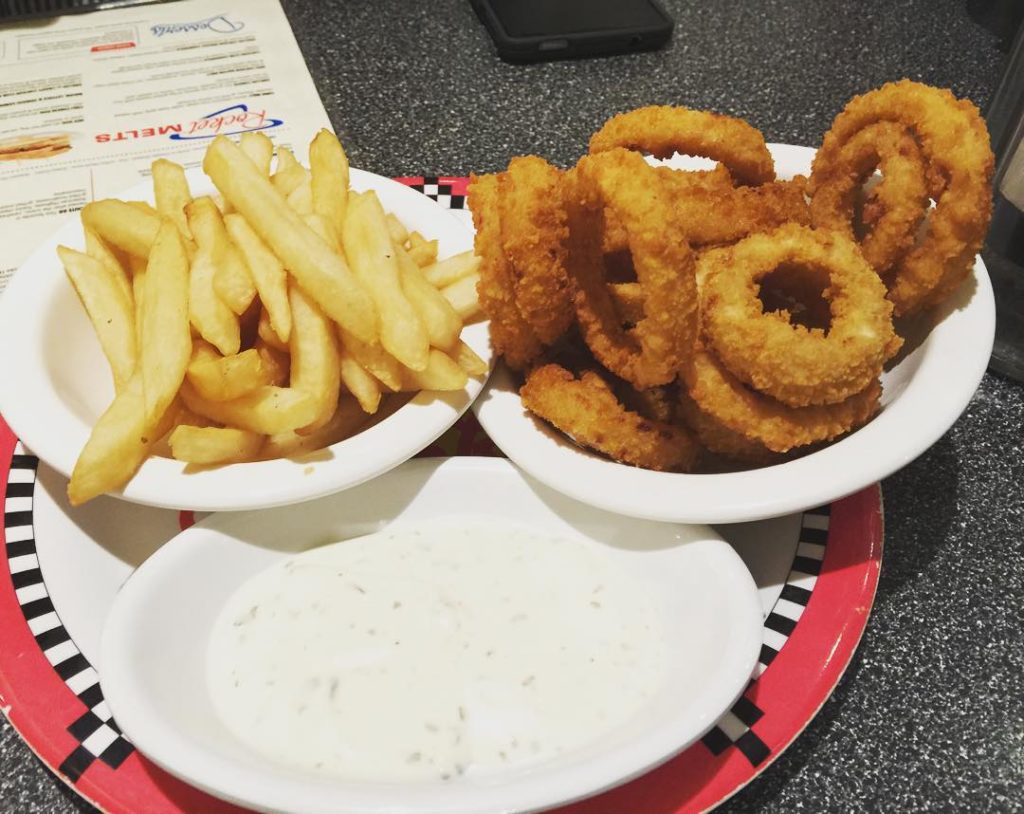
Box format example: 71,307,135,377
139,222,191,424
422,251,480,289
310,128,349,239
81,199,161,257
203,135,378,344
342,192,430,371
57,246,137,390
288,285,341,433
64,131,485,504
186,342,271,402
151,159,193,241
169,425,263,465
187,199,241,355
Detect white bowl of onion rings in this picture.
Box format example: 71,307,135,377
473,144,995,524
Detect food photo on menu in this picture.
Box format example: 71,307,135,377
0,0,1021,812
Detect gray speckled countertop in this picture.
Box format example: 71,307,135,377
2,0,1022,811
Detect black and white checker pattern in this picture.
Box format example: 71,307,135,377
407,176,466,210
4,445,133,782
700,504,831,766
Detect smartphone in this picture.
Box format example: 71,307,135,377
469,0,674,63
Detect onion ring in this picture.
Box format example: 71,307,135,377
681,349,881,453
809,121,929,273
677,389,781,466
521,363,699,471
589,105,776,186
602,170,809,255
698,224,899,407
468,172,544,370
565,149,698,389
810,79,994,316
499,155,574,344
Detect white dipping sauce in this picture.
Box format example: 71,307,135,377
207,518,667,782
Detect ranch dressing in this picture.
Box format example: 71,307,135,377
207,517,667,781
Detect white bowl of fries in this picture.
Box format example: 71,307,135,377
0,131,489,511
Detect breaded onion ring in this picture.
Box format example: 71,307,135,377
665,173,811,247
809,121,929,273
681,349,881,454
499,156,574,344
602,170,809,255
699,225,898,407
566,149,698,389
521,363,698,471
810,79,994,316
468,172,544,370
677,390,781,466
589,105,776,186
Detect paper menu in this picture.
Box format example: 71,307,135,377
0,0,332,290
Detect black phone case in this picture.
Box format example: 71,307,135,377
469,0,674,63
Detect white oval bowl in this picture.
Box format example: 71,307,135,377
0,167,490,511
473,144,995,524
100,457,762,814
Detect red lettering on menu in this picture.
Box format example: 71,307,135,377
91,42,136,53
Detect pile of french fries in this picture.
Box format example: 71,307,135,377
59,129,484,506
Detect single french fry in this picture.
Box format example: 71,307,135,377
261,396,368,459
255,339,290,386
169,425,264,465
385,213,409,246
151,159,193,241
140,222,192,423
132,268,147,351
396,243,462,350
188,245,240,356
287,176,314,215
180,381,319,435
337,326,402,391
309,128,349,238
450,339,488,376
240,131,274,175
204,135,378,343
67,374,149,505
81,199,161,258
225,214,291,342
342,192,429,370
186,201,241,355
407,231,438,266
289,285,341,433
440,272,483,321
398,348,469,391
83,227,134,306
422,251,480,289
57,246,136,389
186,343,271,402
339,347,382,414
258,307,289,351
272,145,308,197
188,195,256,315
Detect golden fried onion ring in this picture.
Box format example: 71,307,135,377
468,172,544,370
699,224,899,407
521,363,698,471
566,149,698,389
810,79,994,316
499,155,574,344
809,121,929,273
681,349,882,454
589,105,776,186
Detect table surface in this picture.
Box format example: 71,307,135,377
2,0,1022,811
